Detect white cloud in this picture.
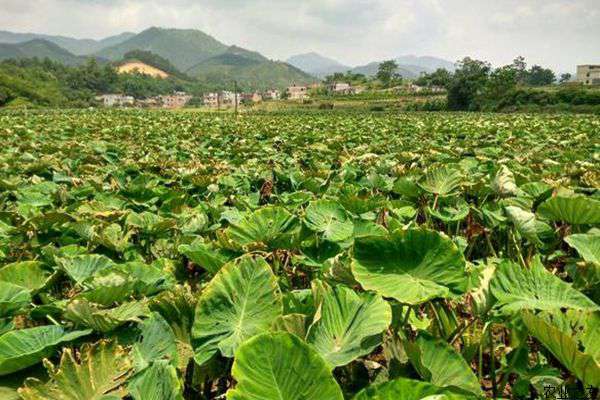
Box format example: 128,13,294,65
0,0,597,72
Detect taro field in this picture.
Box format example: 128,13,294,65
0,109,599,399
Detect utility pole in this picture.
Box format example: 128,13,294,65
234,80,238,115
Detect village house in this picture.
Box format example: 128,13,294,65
241,92,263,103
159,92,193,109
203,92,220,108
327,82,355,95
286,85,309,100
577,65,600,85
263,89,280,100
95,94,135,107
203,91,241,108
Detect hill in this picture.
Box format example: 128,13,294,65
95,27,228,71
0,30,135,55
351,55,456,78
0,39,83,65
118,50,189,80
0,61,67,107
187,46,315,91
286,52,350,78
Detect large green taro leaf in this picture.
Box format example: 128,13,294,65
504,206,552,246
490,258,599,315
57,254,115,285
222,206,299,251
418,165,463,197
0,261,51,293
192,255,282,365
128,360,183,400
352,229,468,305
178,241,235,275
537,196,600,225
132,312,178,372
354,377,475,400
565,233,600,265
18,340,132,400
523,312,600,387
304,200,354,242
407,335,483,397
306,281,391,368
0,281,31,318
0,326,91,376
64,300,149,333
226,332,344,400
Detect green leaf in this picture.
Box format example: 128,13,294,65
125,211,175,235
305,200,354,242
0,281,31,318
505,206,552,246
407,335,483,396
132,312,178,372
64,300,149,333
192,255,282,365
178,241,235,275
306,281,391,368
0,261,51,293
18,340,132,400
226,332,344,400
0,326,91,376
57,254,114,285
429,200,470,223
354,377,474,400
128,360,183,400
490,259,599,315
222,206,299,251
537,196,600,225
565,233,600,265
352,229,468,305
419,165,463,196
523,312,600,387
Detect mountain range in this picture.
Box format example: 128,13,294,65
0,27,314,90
286,53,456,79
0,30,136,55
0,27,455,89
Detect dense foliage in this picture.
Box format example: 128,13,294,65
0,58,194,107
0,109,598,399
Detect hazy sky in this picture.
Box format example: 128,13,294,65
1,0,598,72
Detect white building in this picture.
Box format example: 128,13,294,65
264,89,281,100
203,91,241,108
327,82,355,95
95,94,135,107
577,65,600,86
286,85,309,100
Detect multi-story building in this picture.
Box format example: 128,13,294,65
263,89,280,100
95,94,135,107
159,92,192,109
327,82,355,95
286,85,309,100
576,65,600,85
202,91,241,108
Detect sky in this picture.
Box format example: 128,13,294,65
1,0,598,73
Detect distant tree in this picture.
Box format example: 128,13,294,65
377,60,401,87
323,72,346,84
415,68,452,88
447,57,491,111
559,73,572,83
525,65,556,86
511,56,528,84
